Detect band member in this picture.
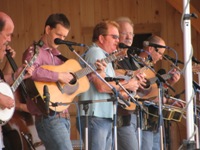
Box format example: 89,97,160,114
22,13,75,150
115,17,141,150
76,20,142,150
140,35,181,150
22,13,105,150
114,16,182,150
0,11,34,150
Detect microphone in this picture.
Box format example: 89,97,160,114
143,41,170,49
105,77,125,82
43,85,50,115
54,38,86,47
192,56,200,64
118,43,144,54
157,69,166,75
164,54,184,64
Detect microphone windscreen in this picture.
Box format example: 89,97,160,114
54,38,62,44
157,69,166,75
118,43,128,49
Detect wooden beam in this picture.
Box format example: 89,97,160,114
166,0,200,33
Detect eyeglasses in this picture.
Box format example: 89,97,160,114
103,34,119,39
120,32,134,37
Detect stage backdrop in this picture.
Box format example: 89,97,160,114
0,0,200,149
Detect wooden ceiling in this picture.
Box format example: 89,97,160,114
191,0,200,12
167,0,200,33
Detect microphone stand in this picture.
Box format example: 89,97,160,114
66,45,130,150
77,99,117,150
155,72,176,150
157,51,182,73
157,78,165,150
114,80,144,150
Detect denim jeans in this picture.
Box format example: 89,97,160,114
152,131,160,150
117,114,138,150
76,116,113,150
141,130,160,150
0,126,3,150
35,116,73,150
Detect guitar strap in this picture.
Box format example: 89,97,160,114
130,57,141,69
0,70,5,81
57,55,68,62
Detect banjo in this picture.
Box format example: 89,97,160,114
0,49,39,125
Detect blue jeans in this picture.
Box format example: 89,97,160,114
76,116,113,150
141,130,160,150
35,116,73,150
152,131,160,150
117,114,138,150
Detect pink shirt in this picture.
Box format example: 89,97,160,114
22,40,65,115
23,42,63,82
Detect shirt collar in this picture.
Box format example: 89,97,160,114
41,40,61,56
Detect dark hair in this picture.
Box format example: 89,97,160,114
0,17,5,32
44,13,70,31
92,20,119,42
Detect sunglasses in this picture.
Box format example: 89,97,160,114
103,34,119,39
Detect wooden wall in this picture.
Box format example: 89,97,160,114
0,0,200,149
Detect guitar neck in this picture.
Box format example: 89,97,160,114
11,47,39,92
75,51,123,79
11,67,28,92
6,50,29,99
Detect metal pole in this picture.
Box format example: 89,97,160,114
183,0,195,144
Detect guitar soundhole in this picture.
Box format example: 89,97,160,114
143,79,151,89
69,73,77,85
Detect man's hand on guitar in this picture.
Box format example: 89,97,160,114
167,68,180,85
167,98,185,108
125,77,140,92
6,45,16,58
151,96,185,108
15,65,35,80
95,59,107,73
0,93,14,109
58,72,74,84
135,72,147,90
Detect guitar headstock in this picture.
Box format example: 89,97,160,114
112,49,127,61
134,55,153,67
193,64,200,73
27,45,39,66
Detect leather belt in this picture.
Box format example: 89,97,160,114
35,110,70,121
79,99,115,105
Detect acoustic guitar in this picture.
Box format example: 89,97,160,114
116,67,172,110
28,49,127,112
